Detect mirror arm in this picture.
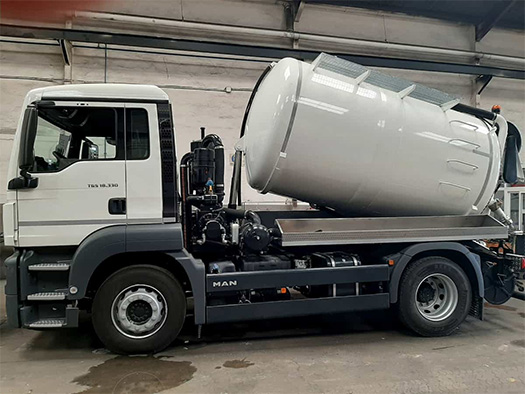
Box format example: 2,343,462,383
10,105,40,190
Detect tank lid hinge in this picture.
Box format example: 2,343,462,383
441,99,461,111
398,84,416,99
355,70,371,85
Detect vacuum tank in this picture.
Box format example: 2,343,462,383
242,54,503,216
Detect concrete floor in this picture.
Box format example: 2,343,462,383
0,288,524,394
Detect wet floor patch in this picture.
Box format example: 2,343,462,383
223,358,255,369
432,345,461,351
510,339,525,348
72,356,196,393
484,303,517,312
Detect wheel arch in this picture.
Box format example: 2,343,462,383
86,252,193,298
389,242,483,304
67,223,206,324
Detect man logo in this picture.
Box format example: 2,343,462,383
212,280,238,287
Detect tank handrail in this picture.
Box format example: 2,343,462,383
446,159,479,170
439,181,472,192
448,139,481,150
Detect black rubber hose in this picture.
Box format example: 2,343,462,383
508,122,522,151
223,207,261,224
180,152,193,250
228,150,243,208
223,207,244,219
214,145,225,203
202,134,223,148
513,291,525,301
235,64,272,207
240,64,272,138
181,152,193,166
237,153,242,207
245,210,261,224
452,103,497,121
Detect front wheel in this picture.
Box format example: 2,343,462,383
397,256,471,336
92,265,186,354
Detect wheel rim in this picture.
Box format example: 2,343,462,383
415,273,458,322
111,284,168,339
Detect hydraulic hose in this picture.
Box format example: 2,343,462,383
223,207,261,224
513,291,525,301
180,152,193,249
452,103,497,121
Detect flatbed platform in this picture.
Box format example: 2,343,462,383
276,215,507,247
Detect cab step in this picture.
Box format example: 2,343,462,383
28,319,66,328
27,291,67,301
28,263,70,272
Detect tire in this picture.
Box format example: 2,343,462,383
397,256,471,337
92,265,186,354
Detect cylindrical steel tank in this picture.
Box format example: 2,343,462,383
243,54,501,216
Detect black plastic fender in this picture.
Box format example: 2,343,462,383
68,225,126,300
389,242,484,303
68,223,186,300
167,250,206,325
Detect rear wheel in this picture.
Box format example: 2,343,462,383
92,265,186,354
398,256,471,336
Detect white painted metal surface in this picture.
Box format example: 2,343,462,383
14,100,127,247
125,103,163,225
4,84,167,247
26,83,169,102
244,55,502,217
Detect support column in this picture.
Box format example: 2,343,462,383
62,20,73,84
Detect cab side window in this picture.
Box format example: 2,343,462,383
32,107,121,173
126,108,149,160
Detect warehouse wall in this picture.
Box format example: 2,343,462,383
1,1,524,206
0,42,275,205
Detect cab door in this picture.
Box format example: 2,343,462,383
16,101,127,247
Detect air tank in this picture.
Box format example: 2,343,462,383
242,54,502,217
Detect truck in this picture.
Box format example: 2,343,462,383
3,53,525,354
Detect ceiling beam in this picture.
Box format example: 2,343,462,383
476,0,517,41
1,24,523,79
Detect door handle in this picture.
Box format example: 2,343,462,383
108,198,126,215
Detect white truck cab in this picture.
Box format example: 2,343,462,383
4,84,170,248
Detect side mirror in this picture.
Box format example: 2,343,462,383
9,107,39,190
503,122,524,185
18,107,38,172
503,135,519,184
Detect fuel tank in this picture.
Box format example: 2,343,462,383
242,54,501,216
